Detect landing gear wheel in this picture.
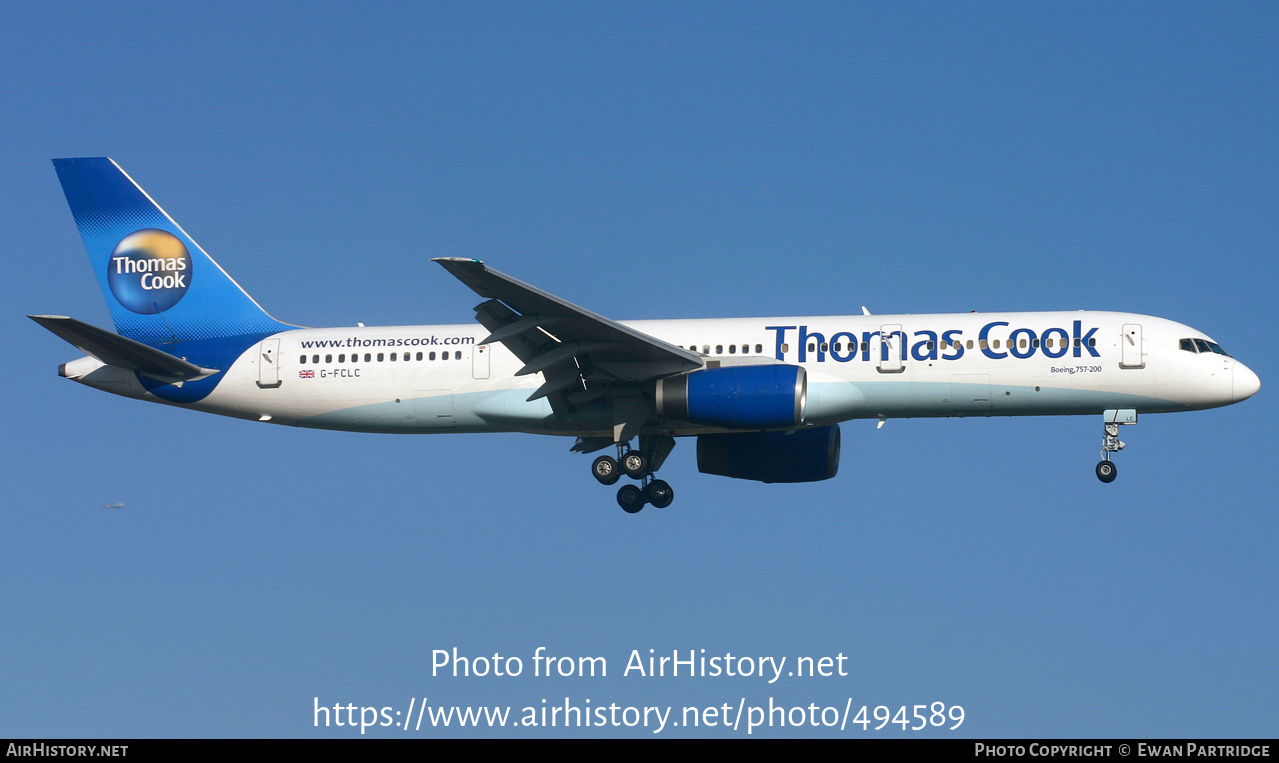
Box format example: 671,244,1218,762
617,484,646,513
592,455,621,485
621,451,648,479
1096,460,1117,483
645,479,674,509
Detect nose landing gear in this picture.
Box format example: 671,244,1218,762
1095,459,1117,483
1095,409,1136,483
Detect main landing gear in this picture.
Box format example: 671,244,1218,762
589,438,675,513
1095,409,1136,484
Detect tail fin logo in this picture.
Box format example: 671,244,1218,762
107,229,193,314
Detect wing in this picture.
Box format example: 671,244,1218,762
432,258,704,438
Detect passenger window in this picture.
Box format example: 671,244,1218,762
1089,338,1096,347
364,353,371,362
807,343,814,352
1032,339,1039,348
821,343,829,352
325,354,332,363
716,345,723,354
299,355,306,364
390,352,397,361
729,345,736,354
979,340,987,350
780,343,789,353
377,353,384,362
430,352,436,360
338,354,345,362
992,341,1000,350
927,341,935,351
416,352,423,360
967,340,973,350
312,355,320,364
755,344,762,354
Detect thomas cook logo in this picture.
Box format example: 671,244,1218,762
107,229,192,314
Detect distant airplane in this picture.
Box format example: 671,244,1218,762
34,159,1260,513
102,503,124,509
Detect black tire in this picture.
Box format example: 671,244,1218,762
1096,460,1117,483
646,479,674,509
617,484,646,513
592,456,621,485
622,451,648,479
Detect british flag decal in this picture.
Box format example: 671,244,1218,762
299,370,314,378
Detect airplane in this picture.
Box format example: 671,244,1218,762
102,503,124,509
33,158,1260,513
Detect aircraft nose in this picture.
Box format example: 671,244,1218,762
1233,362,1261,402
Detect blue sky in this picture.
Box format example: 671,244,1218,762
2,2,1276,738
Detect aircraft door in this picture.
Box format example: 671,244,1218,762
473,344,490,379
257,338,281,388
1120,324,1145,369
414,389,456,429
877,324,904,373
950,374,992,412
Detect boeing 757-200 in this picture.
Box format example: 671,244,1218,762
32,158,1260,512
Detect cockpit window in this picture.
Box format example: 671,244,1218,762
1183,338,1231,356
1181,337,1231,356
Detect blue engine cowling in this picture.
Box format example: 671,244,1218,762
696,424,841,483
655,364,806,429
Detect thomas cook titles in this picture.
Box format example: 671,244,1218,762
106,228,193,314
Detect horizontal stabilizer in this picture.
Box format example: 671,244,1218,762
29,315,218,383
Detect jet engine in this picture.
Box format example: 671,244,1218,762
655,364,805,429
696,424,841,483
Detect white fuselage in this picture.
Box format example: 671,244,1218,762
61,310,1258,439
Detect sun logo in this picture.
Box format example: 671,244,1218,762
106,229,193,314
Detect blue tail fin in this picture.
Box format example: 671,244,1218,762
53,158,294,345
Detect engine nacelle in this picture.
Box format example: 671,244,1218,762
655,364,806,429
696,424,841,483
